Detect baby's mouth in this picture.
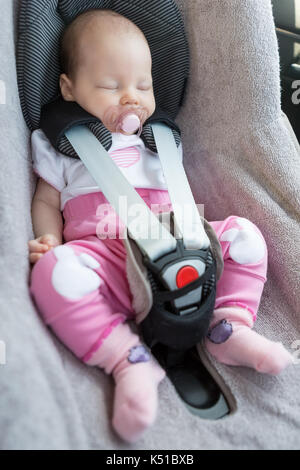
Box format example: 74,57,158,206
103,106,148,136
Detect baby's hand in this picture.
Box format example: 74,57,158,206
28,234,61,265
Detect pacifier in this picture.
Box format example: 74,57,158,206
118,112,141,135
104,106,147,137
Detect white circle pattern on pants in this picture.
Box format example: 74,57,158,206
220,217,265,265
51,245,102,300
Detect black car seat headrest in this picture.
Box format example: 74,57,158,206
17,0,189,157
40,95,182,158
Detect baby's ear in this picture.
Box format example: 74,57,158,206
59,73,75,101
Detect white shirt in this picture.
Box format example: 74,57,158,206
31,128,182,211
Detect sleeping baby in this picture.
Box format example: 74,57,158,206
28,9,294,444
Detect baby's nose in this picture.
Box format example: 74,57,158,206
120,92,139,106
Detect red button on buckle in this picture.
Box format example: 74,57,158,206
176,265,199,288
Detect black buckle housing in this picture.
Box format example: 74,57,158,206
140,239,231,420
140,239,217,351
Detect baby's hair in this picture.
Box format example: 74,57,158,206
60,9,146,81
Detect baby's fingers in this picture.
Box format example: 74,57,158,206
28,239,49,253
29,252,45,264
40,234,60,247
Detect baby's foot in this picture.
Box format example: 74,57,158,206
112,346,165,443
204,307,294,375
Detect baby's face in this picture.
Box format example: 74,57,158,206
60,25,156,134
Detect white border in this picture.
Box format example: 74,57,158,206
295,0,300,29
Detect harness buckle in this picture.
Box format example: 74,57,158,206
141,238,217,351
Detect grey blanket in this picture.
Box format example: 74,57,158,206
0,0,299,450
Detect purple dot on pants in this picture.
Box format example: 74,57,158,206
128,345,150,364
207,319,233,344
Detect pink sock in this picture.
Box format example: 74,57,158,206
111,351,165,443
204,307,294,375
85,321,165,443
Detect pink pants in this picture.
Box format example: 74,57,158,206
29,188,267,363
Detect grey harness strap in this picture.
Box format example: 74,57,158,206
65,123,210,262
